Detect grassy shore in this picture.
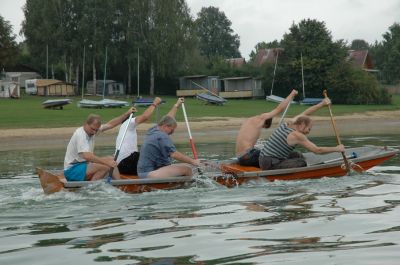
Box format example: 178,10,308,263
0,94,399,129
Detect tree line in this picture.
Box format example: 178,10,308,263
0,0,399,104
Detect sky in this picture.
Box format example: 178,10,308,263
1,0,399,59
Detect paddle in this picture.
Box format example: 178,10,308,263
106,111,135,182
279,101,292,125
181,102,198,159
323,90,351,173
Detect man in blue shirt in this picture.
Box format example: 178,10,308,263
137,98,200,178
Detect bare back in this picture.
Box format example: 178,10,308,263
235,115,266,155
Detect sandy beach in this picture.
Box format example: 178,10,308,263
1,111,399,151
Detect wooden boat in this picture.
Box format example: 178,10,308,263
37,146,397,195
42,99,72,109
217,146,398,187
196,93,227,105
37,168,193,195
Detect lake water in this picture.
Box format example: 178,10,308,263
1,135,399,265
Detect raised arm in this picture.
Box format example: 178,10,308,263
293,98,331,120
288,131,345,154
101,107,136,132
167,97,184,118
135,97,162,124
262,89,298,119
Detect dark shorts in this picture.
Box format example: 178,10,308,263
238,148,261,167
118,152,140,175
64,162,88,181
259,151,307,170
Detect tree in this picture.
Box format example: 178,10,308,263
0,15,19,68
275,19,347,98
350,39,369,50
195,6,241,59
370,23,400,84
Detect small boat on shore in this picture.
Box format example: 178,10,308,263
196,93,227,105
42,99,72,109
78,99,129,108
37,146,397,195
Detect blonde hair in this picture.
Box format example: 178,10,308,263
293,115,311,126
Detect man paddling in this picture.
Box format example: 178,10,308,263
137,98,200,179
235,89,298,166
63,108,135,181
259,115,345,170
115,97,162,175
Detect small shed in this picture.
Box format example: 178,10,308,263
0,81,20,98
219,77,264,99
177,75,220,96
86,80,125,96
25,79,75,96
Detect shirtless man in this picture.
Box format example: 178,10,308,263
235,89,298,166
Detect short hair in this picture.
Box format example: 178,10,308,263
86,114,101,125
293,115,311,126
263,118,272,128
158,115,177,127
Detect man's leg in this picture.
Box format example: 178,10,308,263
86,163,110,180
147,164,193,179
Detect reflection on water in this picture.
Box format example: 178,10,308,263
0,135,399,264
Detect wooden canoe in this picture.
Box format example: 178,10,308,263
36,168,193,195
36,146,398,195
217,146,398,187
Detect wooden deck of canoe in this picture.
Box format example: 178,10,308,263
37,146,398,194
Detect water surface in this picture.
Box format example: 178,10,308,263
1,135,399,264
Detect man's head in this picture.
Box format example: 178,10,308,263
84,114,101,136
158,115,177,135
293,115,312,135
263,118,273,128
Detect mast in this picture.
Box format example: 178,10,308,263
301,52,305,99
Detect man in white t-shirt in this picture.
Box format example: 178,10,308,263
115,97,162,175
64,107,135,181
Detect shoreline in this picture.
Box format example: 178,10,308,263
1,112,400,151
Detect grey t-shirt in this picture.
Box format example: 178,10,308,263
137,125,177,173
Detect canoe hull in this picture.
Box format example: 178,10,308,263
36,168,192,195
218,147,397,187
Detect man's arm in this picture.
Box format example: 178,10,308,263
260,89,298,119
101,107,136,132
170,151,200,166
288,132,345,154
293,98,331,121
81,152,117,168
135,97,162,124
167,97,184,118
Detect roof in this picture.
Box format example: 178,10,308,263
253,48,284,67
223,76,252,80
225,58,246,67
347,50,375,69
181,75,208,79
36,79,63,87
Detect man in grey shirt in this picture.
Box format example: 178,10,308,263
137,98,200,178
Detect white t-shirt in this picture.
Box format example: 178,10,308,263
64,126,97,169
115,117,138,164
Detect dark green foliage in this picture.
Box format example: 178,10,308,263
0,15,19,67
194,6,241,58
248,40,280,63
350,39,370,50
370,23,400,85
326,62,391,104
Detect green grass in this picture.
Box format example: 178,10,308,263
1,94,399,129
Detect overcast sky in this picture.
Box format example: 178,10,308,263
1,0,399,59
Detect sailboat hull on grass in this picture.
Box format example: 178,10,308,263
78,99,129,108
